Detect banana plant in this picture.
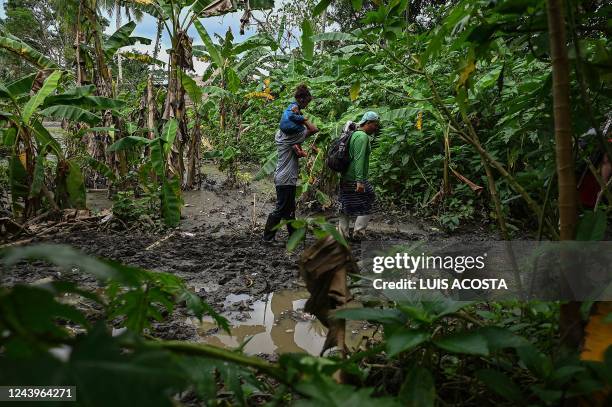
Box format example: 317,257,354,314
0,70,126,219
107,118,183,226
133,0,275,187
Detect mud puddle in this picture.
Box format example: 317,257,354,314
188,290,374,356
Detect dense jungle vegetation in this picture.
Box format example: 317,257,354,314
0,0,611,406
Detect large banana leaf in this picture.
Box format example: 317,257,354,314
194,19,223,69
161,176,182,227
8,154,28,215
150,138,165,179
66,160,86,209
107,136,152,152
254,151,278,181
313,0,332,16
301,20,314,61
103,21,151,60
313,32,357,42
0,33,59,69
161,119,178,154
0,126,17,146
249,0,275,9
180,71,202,104
42,85,97,106
56,159,86,209
30,120,63,157
40,105,101,126
87,157,117,183
225,68,240,93
76,96,125,110
3,73,38,99
29,154,46,198
22,70,62,124
232,34,276,55
121,51,166,67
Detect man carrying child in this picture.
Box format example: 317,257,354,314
262,84,318,243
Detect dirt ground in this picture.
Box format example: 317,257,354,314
2,162,500,354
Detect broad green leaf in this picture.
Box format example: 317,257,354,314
9,154,29,214
40,105,101,126
277,15,286,45
120,51,165,67
5,73,37,98
1,126,17,146
177,289,230,333
315,190,332,208
87,158,116,182
350,82,360,101
201,85,233,99
434,331,489,355
1,244,123,282
478,326,529,351
103,21,151,60
180,71,202,104
161,177,182,227
194,19,223,69
30,120,63,157
247,0,275,10
295,375,400,407
351,0,363,11
398,365,435,407
576,210,607,241
312,32,357,42
516,345,553,379
318,221,349,247
286,228,306,252
107,136,151,152
65,160,86,209
225,68,240,94
386,328,429,356
379,107,420,121
301,20,314,61
0,34,60,69
150,138,165,178
0,285,89,344
29,153,45,198
233,34,276,55
254,151,277,180
313,0,332,16
475,369,523,402
162,119,178,154
22,70,62,124
80,96,125,110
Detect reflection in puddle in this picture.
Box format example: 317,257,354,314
192,290,372,356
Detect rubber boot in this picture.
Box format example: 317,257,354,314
263,214,281,242
338,214,350,237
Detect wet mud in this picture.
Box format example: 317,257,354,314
2,162,498,356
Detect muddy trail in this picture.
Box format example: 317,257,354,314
3,163,499,356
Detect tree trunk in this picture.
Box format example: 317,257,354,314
116,0,123,88
146,75,156,139
186,113,201,188
546,0,581,349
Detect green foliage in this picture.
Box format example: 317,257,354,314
22,70,62,124
103,21,151,60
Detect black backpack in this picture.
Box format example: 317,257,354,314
326,121,357,173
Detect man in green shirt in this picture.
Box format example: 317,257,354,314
338,111,380,239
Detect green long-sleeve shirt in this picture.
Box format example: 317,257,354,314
342,130,371,182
